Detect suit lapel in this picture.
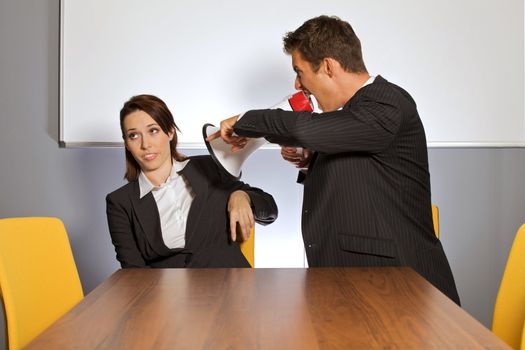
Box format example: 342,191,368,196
178,159,209,249
129,181,171,255
129,158,209,254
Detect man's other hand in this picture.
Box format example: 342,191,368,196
281,146,313,168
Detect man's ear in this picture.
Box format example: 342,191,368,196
322,57,341,78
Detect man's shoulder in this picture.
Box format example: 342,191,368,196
364,75,399,92
360,75,416,106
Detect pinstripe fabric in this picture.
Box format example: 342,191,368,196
234,76,460,304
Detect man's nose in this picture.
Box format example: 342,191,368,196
295,77,302,90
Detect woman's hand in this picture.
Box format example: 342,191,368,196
227,190,255,241
280,146,313,168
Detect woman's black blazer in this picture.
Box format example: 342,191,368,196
106,155,278,268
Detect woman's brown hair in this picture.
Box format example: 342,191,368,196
119,94,185,182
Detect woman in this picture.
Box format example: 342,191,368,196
106,94,278,268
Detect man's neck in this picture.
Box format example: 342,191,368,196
336,71,371,107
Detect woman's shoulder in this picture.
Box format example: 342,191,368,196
185,155,217,172
184,155,228,184
106,181,137,202
186,154,213,165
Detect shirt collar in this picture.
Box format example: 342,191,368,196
339,76,376,111
138,158,190,198
362,75,376,88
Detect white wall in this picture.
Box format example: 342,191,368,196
1,1,525,349
60,0,524,146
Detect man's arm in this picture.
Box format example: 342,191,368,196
234,96,402,155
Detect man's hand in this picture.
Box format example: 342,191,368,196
206,114,249,152
227,190,254,242
280,146,313,168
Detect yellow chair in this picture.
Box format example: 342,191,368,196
239,227,255,267
521,320,525,350
492,223,525,349
0,217,84,350
432,204,440,239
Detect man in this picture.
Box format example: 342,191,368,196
208,15,460,304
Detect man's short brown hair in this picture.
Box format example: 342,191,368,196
283,15,367,73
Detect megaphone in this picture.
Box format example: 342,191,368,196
203,91,314,179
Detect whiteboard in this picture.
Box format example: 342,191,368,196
60,0,525,148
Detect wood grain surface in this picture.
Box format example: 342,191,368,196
25,267,509,349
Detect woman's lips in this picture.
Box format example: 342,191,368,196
143,153,157,161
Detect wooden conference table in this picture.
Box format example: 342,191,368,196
25,267,508,349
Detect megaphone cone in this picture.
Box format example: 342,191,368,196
203,91,314,179
203,123,266,179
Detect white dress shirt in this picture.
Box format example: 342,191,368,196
138,159,195,249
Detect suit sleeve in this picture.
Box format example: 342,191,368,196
233,88,403,155
229,182,278,225
216,168,278,225
106,194,149,268
242,185,278,225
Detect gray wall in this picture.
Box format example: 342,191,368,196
1,1,524,348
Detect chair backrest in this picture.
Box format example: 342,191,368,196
492,223,525,349
240,227,255,267
431,204,439,238
0,217,84,350
521,320,525,350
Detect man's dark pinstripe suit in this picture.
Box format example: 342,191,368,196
234,76,460,304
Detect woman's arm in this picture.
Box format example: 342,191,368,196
240,186,278,225
106,194,149,268
227,190,254,242
224,181,278,241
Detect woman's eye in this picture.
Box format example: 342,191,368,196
127,133,138,140
150,128,159,134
